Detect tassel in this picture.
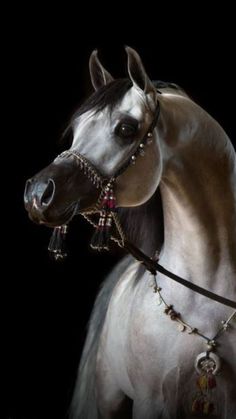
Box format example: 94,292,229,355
207,372,216,390
48,225,68,261
197,374,208,391
203,401,214,415
192,372,217,416
90,182,116,251
192,397,204,414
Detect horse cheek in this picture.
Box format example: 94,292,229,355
116,143,162,207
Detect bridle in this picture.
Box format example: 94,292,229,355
48,100,236,310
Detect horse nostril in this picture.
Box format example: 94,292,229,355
40,179,55,207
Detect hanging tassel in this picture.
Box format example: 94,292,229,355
90,182,116,251
191,371,217,416
48,225,68,261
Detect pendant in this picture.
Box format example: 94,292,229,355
195,351,221,376
191,351,221,416
48,225,68,261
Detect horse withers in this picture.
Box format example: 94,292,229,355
24,47,236,418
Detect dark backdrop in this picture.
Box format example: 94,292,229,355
5,7,235,419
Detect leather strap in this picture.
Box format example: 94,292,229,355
114,102,160,178
124,240,236,309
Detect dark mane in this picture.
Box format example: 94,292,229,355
73,79,185,121
153,80,188,97
118,188,164,258
63,78,186,140
61,78,132,142
72,78,132,122
153,80,181,90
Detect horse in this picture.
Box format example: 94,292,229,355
24,47,236,419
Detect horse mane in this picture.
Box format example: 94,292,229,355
66,78,187,130
71,79,133,122
118,188,164,257
153,80,189,97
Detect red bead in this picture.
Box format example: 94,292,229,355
192,398,203,413
208,374,217,389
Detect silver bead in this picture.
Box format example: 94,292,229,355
221,320,229,331
139,143,145,156
147,132,153,137
206,344,214,352
131,155,136,164
206,340,216,352
178,324,186,332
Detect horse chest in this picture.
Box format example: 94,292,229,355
98,267,236,402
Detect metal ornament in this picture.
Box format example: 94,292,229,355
195,351,221,376
191,351,221,416
48,225,68,261
90,181,116,251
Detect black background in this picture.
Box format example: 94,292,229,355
5,6,235,419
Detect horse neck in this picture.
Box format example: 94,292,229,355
158,94,236,290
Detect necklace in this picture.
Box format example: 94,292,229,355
149,274,236,416
150,275,236,416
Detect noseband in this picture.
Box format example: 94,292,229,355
48,101,236,310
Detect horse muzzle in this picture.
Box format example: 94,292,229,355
24,156,100,226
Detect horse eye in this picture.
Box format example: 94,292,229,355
116,122,137,138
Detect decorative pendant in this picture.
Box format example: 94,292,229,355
195,351,221,376
48,225,68,261
90,182,116,251
191,351,220,416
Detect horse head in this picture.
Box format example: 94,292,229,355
24,47,163,229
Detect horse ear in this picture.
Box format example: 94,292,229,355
125,46,154,94
89,50,114,91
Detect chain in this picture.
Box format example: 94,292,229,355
150,274,236,348
56,150,104,189
81,212,126,248
111,212,126,247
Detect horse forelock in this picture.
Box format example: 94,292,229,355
67,79,188,131
71,78,133,123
